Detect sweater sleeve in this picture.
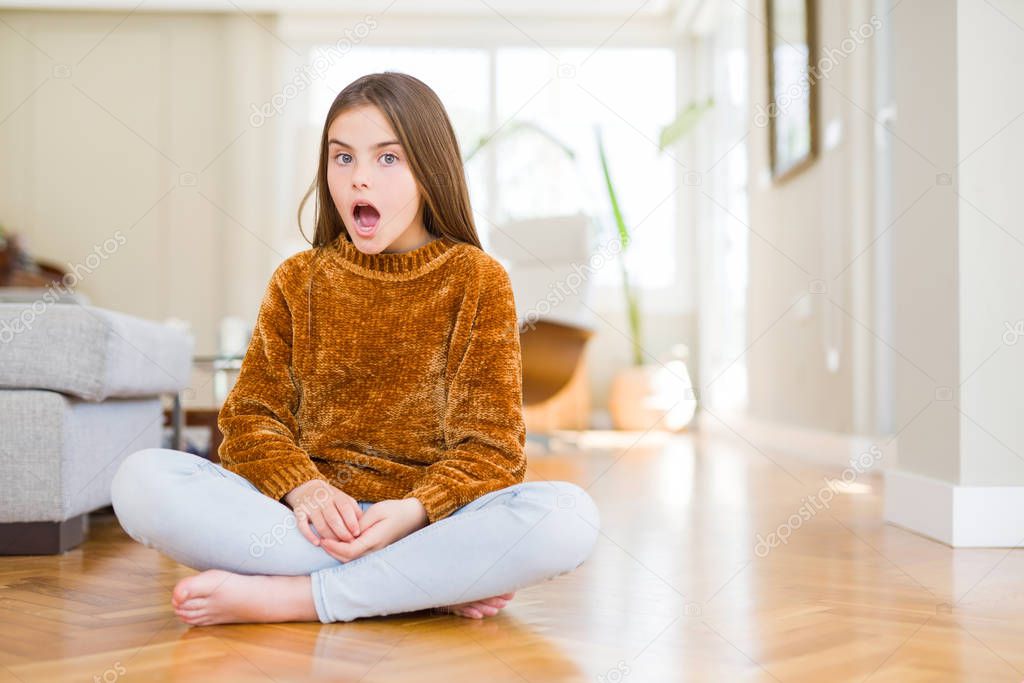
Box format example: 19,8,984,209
403,262,527,523
217,264,325,503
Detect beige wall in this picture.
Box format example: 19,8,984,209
0,10,286,359
744,1,880,436
888,1,961,483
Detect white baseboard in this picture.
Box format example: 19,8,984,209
696,410,897,469
694,411,1024,548
884,468,1024,548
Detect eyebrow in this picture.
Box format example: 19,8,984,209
328,139,401,149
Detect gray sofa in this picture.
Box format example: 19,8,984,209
0,295,193,554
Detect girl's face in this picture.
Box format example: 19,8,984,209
326,104,431,254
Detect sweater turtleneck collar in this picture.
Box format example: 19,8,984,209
327,233,459,278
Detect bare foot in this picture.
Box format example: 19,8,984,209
171,569,318,626
439,591,516,619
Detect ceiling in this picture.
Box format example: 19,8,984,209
0,0,680,18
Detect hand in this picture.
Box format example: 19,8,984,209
282,479,364,545
318,498,429,563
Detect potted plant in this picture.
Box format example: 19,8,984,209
462,99,713,432
601,98,713,431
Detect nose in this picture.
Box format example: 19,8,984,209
351,160,370,189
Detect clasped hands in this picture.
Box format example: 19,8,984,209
282,478,428,562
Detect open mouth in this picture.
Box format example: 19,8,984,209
352,201,381,231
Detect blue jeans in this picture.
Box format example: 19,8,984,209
109,448,601,623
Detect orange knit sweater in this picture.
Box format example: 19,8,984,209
216,234,527,524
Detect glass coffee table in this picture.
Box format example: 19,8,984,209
164,353,244,462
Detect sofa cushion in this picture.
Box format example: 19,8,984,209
0,286,91,305
0,389,163,522
0,303,193,400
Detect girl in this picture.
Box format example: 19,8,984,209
110,72,600,626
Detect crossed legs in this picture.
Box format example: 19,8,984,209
110,448,600,624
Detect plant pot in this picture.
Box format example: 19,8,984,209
608,358,697,431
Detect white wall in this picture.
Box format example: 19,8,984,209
955,0,1024,486
885,0,1024,488
887,1,961,483
882,0,1024,547
743,0,880,436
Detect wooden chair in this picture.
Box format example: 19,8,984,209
521,319,594,450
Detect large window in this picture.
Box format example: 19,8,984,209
493,47,677,290
304,44,677,295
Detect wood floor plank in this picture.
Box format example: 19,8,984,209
2,430,1022,682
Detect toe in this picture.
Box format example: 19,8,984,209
481,597,508,608
172,582,191,606
175,609,203,625
181,597,206,610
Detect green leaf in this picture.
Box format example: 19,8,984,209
658,98,714,151
595,126,630,251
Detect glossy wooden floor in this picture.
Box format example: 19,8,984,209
2,428,1023,682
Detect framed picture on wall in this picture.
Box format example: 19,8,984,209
765,0,817,181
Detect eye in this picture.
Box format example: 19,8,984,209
333,152,352,165
380,152,398,165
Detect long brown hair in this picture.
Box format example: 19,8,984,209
298,72,482,250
